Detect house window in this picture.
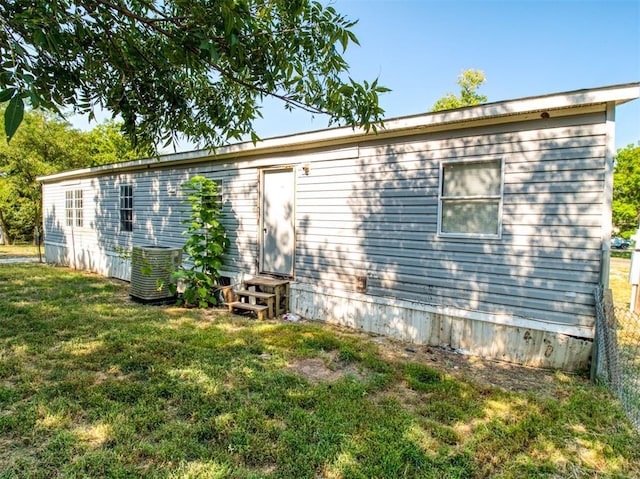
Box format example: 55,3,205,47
438,158,503,237
65,191,73,227
203,180,223,211
65,189,83,228
120,185,133,232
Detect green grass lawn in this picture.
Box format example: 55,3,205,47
1,264,639,478
0,243,41,258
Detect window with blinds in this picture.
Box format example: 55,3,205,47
120,185,133,232
438,159,503,237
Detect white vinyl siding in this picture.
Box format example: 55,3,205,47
43,169,257,280
438,158,503,237
294,113,607,328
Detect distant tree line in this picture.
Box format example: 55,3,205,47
0,108,138,244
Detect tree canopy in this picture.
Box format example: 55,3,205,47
613,143,640,238
1,0,389,151
431,69,487,112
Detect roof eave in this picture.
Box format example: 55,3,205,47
38,82,640,183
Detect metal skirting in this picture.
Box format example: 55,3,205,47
290,282,593,372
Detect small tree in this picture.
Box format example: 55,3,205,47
431,69,487,112
173,176,229,308
613,143,640,238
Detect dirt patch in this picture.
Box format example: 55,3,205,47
286,351,365,384
122,288,585,396
93,371,128,384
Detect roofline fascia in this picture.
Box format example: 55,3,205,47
38,82,640,183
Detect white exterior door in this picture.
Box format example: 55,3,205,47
261,168,295,276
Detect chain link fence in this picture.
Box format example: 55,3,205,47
593,286,640,431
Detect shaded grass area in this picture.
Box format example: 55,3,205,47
1,264,639,478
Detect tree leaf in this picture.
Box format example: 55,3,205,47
338,85,354,96
5,96,24,142
0,88,15,103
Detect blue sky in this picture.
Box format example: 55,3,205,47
72,0,640,150
252,0,640,150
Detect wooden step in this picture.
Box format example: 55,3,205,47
228,301,268,321
234,289,275,319
235,289,275,300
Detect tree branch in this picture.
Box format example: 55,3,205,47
92,0,334,116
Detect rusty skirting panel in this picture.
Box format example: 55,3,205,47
291,283,592,372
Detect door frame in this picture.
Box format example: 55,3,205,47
259,166,296,277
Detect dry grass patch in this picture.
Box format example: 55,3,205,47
610,257,633,308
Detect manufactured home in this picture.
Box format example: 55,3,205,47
39,83,640,371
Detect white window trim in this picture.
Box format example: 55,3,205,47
65,189,84,228
437,157,505,239
65,190,73,227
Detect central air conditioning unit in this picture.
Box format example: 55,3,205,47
130,246,182,302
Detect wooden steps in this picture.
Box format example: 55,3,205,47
243,277,290,317
235,289,275,301
226,276,290,321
